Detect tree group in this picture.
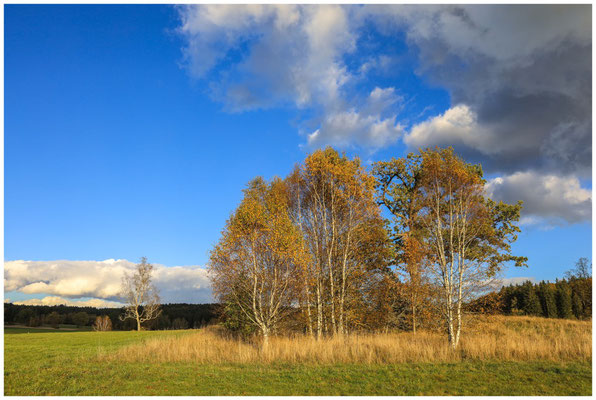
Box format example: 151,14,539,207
210,147,527,348
467,258,592,320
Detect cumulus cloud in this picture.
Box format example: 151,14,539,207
5,259,213,305
499,277,535,286
381,5,592,225
176,5,590,170
14,296,124,308
485,172,592,225
486,276,536,291
177,5,354,109
307,87,404,148
405,104,495,154
377,5,592,178
176,5,405,149
175,5,591,224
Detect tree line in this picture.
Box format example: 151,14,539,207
468,258,592,319
209,146,528,349
4,303,218,330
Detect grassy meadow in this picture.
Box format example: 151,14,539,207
4,315,592,396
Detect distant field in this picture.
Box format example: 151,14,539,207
4,316,592,396
5,325,93,334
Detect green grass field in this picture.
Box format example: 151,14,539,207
5,325,93,334
4,327,591,396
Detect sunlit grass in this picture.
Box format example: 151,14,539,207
108,315,591,364
5,315,591,395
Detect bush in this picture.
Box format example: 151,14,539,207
221,302,257,337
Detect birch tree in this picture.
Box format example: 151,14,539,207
93,315,113,331
209,177,305,346
419,147,526,349
120,257,161,331
286,147,389,337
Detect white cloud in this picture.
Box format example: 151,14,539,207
372,5,591,176
485,171,592,225
175,5,591,226
5,259,213,304
176,5,407,150
499,277,536,286
177,5,355,109
405,104,496,153
486,276,536,291
14,296,124,308
405,104,592,226
307,87,404,148
175,5,591,159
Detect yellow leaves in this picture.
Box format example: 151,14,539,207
210,145,524,337
209,176,307,298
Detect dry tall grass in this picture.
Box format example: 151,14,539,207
106,315,591,364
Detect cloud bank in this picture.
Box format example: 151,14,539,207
14,296,124,308
175,5,591,227
485,172,592,225
5,259,213,306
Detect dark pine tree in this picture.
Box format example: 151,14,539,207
540,283,558,318
571,291,584,319
555,282,573,319
523,285,542,316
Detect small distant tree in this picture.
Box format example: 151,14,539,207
566,257,591,279
120,257,162,331
568,275,592,319
500,286,516,314
466,291,504,314
28,315,42,327
93,315,113,331
46,312,62,329
72,312,89,328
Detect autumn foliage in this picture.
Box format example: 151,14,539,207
93,315,113,331
210,146,533,348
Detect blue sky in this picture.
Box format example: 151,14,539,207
5,5,591,305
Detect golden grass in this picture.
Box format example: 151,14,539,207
105,315,591,365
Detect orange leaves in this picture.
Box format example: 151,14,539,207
208,176,308,337
288,147,390,335
210,145,524,339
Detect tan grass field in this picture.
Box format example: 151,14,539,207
105,315,591,364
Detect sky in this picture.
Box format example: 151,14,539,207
4,4,592,306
